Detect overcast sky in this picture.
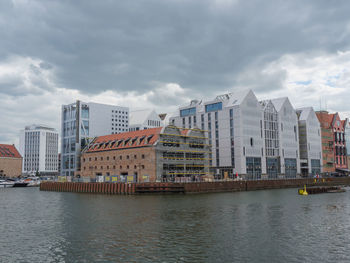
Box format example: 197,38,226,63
1,0,350,146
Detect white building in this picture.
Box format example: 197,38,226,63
61,100,129,176
170,89,266,179
260,100,280,178
296,107,323,176
129,109,162,131
19,124,59,176
271,97,300,178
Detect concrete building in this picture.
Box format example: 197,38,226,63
296,107,323,177
129,109,162,131
270,97,300,178
260,100,280,178
170,89,266,180
61,100,129,176
19,124,59,176
0,144,22,178
78,126,210,182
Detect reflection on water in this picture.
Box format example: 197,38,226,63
1,187,350,262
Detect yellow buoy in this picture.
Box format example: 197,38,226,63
298,185,308,195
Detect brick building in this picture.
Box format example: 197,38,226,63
78,126,211,182
0,144,23,178
316,111,347,174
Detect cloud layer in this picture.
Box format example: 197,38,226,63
1,0,350,146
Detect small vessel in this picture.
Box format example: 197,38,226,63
298,185,308,195
13,180,29,187
0,179,15,188
24,177,41,187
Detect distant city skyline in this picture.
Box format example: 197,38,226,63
1,0,350,146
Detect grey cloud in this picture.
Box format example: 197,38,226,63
1,0,350,97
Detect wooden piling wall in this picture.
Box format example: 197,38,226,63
39,177,350,195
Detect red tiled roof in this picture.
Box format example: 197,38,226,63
86,127,163,153
316,112,335,128
0,144,22,158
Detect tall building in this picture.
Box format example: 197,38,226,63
271,97,300,178
316,111,347,175
129,109,162,131
0,144,22,178
78,126,210,182
170,89,266,179
296,107,323,176
61,100,129,176
19,124,58,176
260,100,280,178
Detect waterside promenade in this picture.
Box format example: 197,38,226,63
40,177,350,195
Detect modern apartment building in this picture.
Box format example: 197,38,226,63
61,100,129,176
270,97,300,178
170,89,266,180
296,107,323,176
129,109,162,131
79,126,210,182
19,124,59,176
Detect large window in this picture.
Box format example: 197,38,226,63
180,107,196,117
205,102,222,113
81,105,89,119
285,158,297,178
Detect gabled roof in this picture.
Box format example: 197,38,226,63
271,97,288,112
0,144,22,158
129,109,155,126
226,89,251,106
86,127,163,153
316,111,335,128
296,107,313,121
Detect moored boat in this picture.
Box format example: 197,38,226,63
0,180,15,188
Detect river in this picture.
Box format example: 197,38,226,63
1,187,350,262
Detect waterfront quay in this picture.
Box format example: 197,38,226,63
40,177,350,195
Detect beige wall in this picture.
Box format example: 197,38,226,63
0,158,22,178
79,147,157,182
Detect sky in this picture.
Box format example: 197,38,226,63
1,0,350,146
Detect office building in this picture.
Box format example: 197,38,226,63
170,89,266,179
61,100,129,176
19,124,59,176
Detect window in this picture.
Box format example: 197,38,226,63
250,138,253,146
142,154,145,159
205,102,222,113
180,107,196,117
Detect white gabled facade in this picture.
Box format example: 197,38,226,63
129,109,162,131
271,97,300,178
170,89,266,179
19,124,59,175
296,107,323,176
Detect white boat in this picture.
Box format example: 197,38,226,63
0,179,15,188
23,177,41,187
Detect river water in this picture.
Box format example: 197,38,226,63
1,187,350,262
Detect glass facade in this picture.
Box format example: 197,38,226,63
205,102,222,113
266,157,278,178
180,107,196,117
285,158,297,178
246,157,262,180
